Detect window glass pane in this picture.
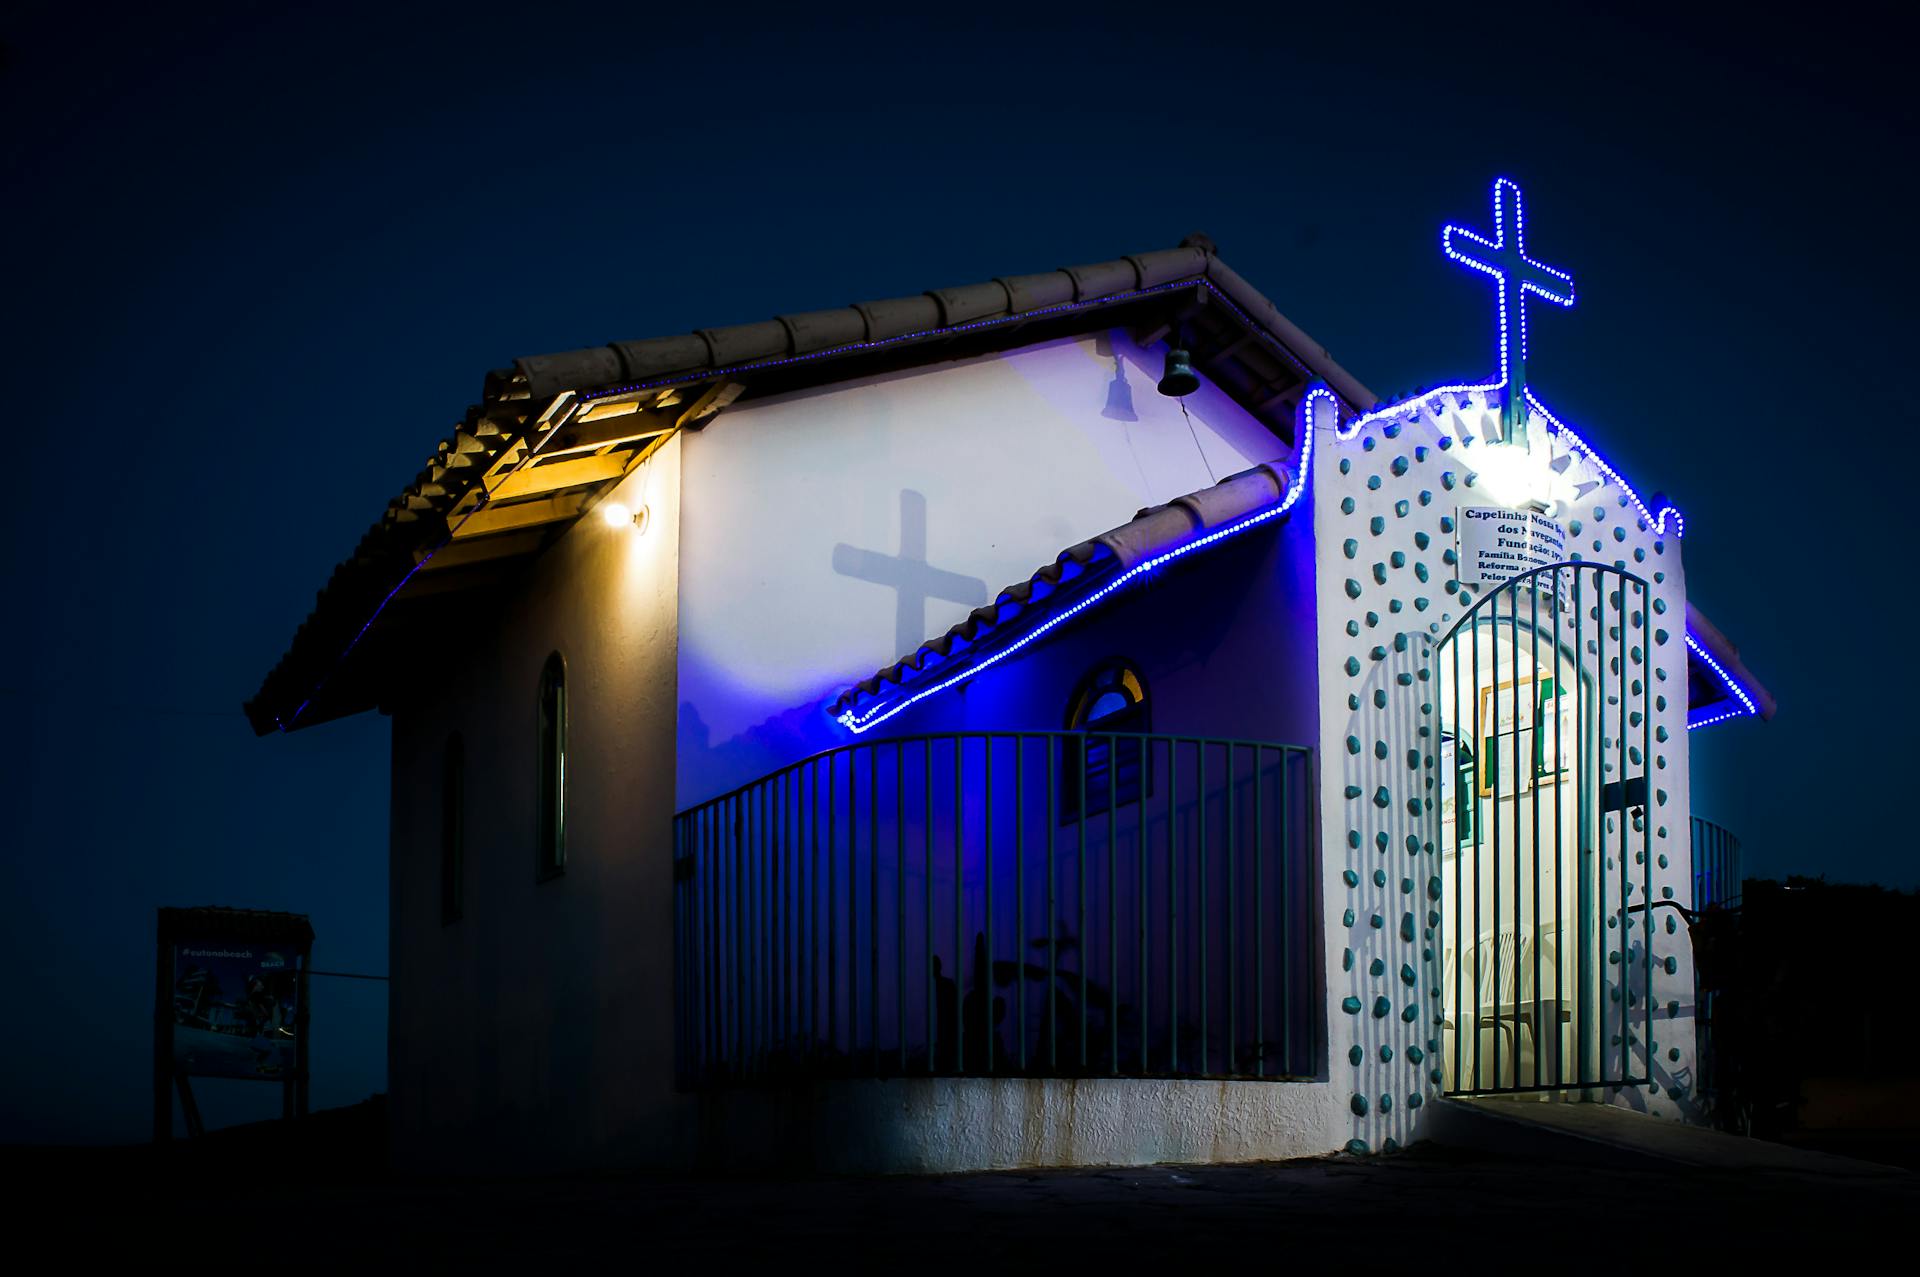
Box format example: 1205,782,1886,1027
1062,660,1150,822
537,654,566,877
441,733,464,922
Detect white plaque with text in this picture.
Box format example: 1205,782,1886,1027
1458,506,1567,589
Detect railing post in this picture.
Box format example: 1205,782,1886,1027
670,731,1321,1090
1016,735,1026,1073
985,735,995,1074
1168,739,1178,1074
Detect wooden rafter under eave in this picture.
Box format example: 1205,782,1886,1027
486,452,629,501
541,408,673,458
416,525,554,571
450,491,591,540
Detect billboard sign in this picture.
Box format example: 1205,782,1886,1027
169,940,301,1080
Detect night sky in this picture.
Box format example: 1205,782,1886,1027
3,3,1910,1144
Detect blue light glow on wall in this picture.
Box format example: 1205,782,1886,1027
831,177,1764,735
833,387,1332,736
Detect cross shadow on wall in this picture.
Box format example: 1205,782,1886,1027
832,490,989,657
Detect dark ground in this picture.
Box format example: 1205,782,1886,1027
14,1103,1914,1262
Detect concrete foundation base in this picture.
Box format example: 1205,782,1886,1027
693,1077,1340,1174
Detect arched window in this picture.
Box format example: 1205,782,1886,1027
441,732,465,923
1061,660,1150,821
536,652,567,879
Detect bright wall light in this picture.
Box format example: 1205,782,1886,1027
600,501,634,528
1470,441,1561,515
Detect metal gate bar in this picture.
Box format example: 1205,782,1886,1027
1437,561,1654,1096
674,732,1316,1087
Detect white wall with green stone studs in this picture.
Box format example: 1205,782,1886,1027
1307,387,1700,1154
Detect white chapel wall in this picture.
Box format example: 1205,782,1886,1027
386,439,684,1172
1309,392,1698,1153
675,329,1296,808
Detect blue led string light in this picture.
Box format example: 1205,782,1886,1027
275,271,1336,734
1441,176,1575,438
1334,382,1500,442
832,176,1749,733
1522,389,1685,538
1684,633,1760,729
835,387,1333,735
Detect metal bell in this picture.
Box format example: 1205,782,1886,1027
1157,346,1200,397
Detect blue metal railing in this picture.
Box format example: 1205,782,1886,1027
1691,817,1742,910
673,731,1317,1087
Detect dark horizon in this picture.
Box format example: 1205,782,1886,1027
3,1,1912,1144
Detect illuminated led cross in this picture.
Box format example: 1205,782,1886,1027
1442,177,1576,443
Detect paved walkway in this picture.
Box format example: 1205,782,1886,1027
1439,1094,1913,1174
21,1139,1914,1261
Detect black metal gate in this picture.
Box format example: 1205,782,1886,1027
1434,561,1653,1096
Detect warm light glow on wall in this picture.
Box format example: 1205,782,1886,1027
600,500,650,532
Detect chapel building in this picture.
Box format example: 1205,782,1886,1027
248,183,1772,1172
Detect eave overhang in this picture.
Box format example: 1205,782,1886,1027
246,239,1371,734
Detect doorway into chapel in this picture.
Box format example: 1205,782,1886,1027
1433,561,1655,1097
